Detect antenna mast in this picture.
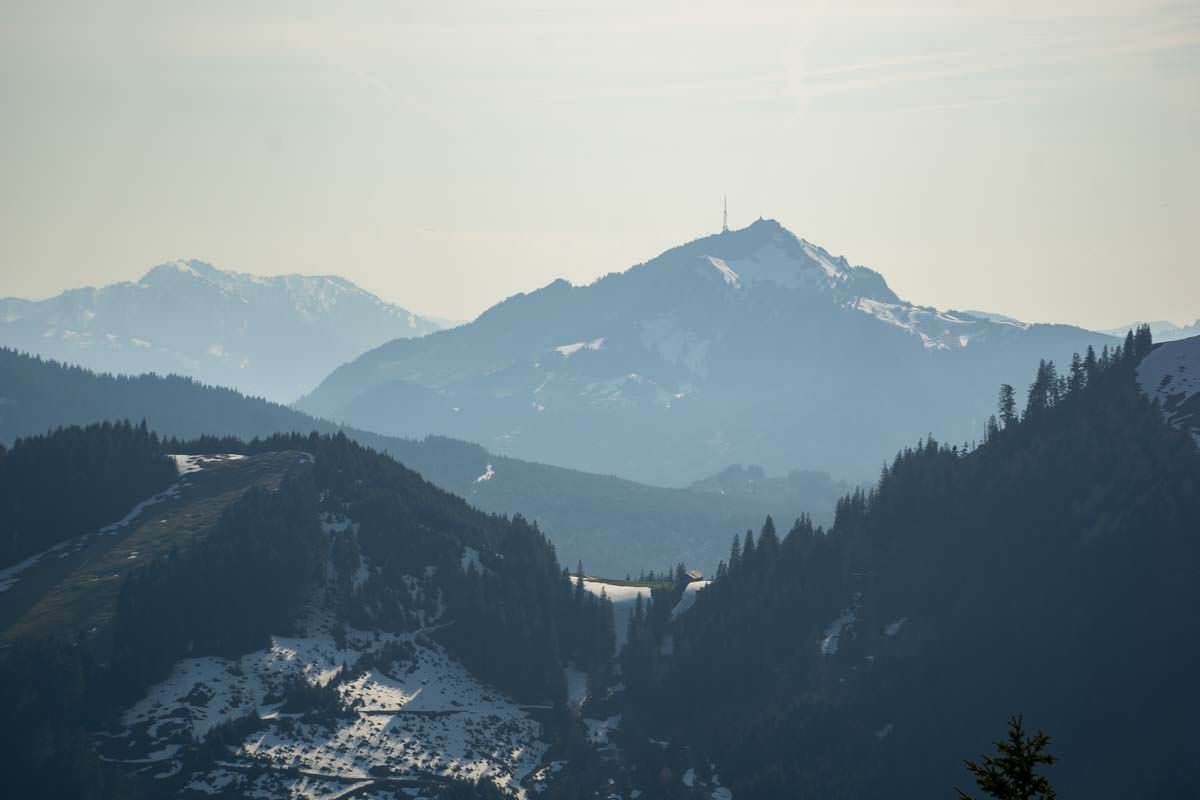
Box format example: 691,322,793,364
722,195,729,233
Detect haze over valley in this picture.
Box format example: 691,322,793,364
2,3,1197,799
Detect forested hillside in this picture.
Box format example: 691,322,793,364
0,431,612,799
0,421,177,567
0,348,841,575
617,328,1200,799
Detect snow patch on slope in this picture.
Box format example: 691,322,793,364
854,298,981,350
669,580,711,620
555,337,604,357
706,239,849,292
580,579,652,651
170,453,245,476
800,242,846,279
820,607,857,656
564,665,589,713
0,550,51,593
1138,336,1200,445
116,608,547,798
705,256,741,288
460,547,483,574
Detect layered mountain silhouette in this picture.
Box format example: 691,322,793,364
0,260,448,402
300,219,1114,484
0,347,844,576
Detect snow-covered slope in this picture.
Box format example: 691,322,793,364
0,260,448,402
669,580,711,620
581,579,652,651
300,219,1113,485
100,494,565,799
112,608,550,798
1138,335,1200,445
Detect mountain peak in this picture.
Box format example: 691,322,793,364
2,259,448,402
661,218,898,303
141,259,223,285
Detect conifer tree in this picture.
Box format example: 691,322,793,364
729,533,742,573
1044,360,1060,406
1083,344,1098,379
1134,323,1153,358
1068,353,1085,394
998,384,1017,428
742,529,756,565
955,715,1057,800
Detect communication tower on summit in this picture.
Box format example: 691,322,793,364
722,195,729,233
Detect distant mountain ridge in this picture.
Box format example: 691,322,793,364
1105,318,1200,342
0,347,843,576
0,259,448,402
299,218,1115,485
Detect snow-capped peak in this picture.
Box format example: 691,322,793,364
683,219,896,301
2,259,449,403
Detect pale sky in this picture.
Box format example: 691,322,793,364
1,1,1197,328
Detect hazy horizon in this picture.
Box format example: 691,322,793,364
2,1,1197,328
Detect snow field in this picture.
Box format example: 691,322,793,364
580,579,652,650
555,338,604,358
119,606,548,798
114,513,550,800
854,298,979,351
705,256,741,288
171,453,246,476
669,580,711,620
1137,336,1200,444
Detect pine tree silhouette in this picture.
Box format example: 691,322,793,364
956,715,1057,800
998,384,1017,428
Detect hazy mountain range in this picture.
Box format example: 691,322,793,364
4,329,1194,800
299,219,1115,485
0,347,844,576
0,260,449,402
1104,318,1200,342
0,231,1194,799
